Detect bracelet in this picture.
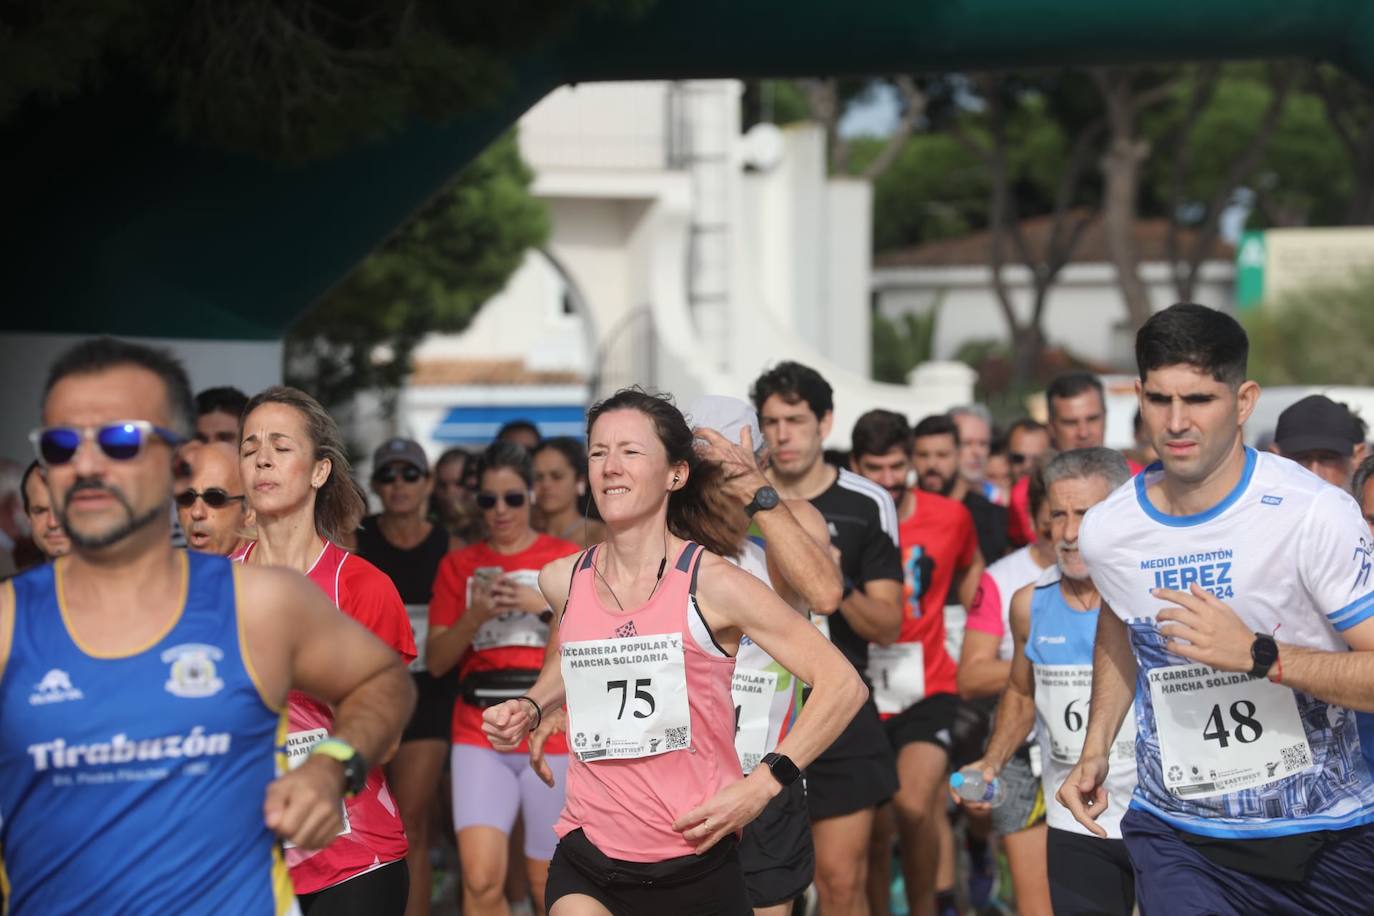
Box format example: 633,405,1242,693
516,695,543,731
1269,649,1283,685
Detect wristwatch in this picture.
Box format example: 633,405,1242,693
1249,633,1279,680
309,738,369,797
745,485,780,518
760,752,801,787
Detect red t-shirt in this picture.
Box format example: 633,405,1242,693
895,491,978,701
231,540,416,895
429,534,580,753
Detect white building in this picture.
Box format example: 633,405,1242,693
399,80,974,458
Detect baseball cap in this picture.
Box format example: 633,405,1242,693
1274,395,1361,457
684,395,765,455
372,437,429,474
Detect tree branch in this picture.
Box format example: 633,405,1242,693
861,75,928,180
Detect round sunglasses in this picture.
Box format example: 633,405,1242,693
30,421,185,467
476,490,528,510
374,465,424,485
175,487,247,510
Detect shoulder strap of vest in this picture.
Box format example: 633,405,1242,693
560,547,595,625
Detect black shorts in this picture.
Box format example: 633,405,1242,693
884,693,959,754
298,858,409,916
400,670,455,744
1046,827,1135,916
950,696,995,770
738,779,814,907
546,828,750,916
805,703,898,821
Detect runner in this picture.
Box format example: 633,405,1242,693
752,362,902,915
848,409,983,916
21,460,71,561
1273,394,1363,488
957,464,1055,915
958,449,1137,916
686,394,842,916
534,438,607,548
949,406,996,504
433,447,483,544
1061,303,1374,914
483,387,865,915
175,440,249,556
194,385,250,445
913,414,1007,564
0,338,415,914
234,386,418,914
354,436,459,916
427,441,580,916
1353,455,1374,538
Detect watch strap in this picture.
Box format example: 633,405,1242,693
310,737,367,797
1249,633,1278,680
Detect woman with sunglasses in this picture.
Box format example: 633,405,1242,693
232,386,417,915
353,438,462,916
427,441,580,916
533,439,606,549
483,388,866,916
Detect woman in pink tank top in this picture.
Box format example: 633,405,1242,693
482,388,866,915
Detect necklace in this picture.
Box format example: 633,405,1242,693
1063,576,1099,612
595,529,669,612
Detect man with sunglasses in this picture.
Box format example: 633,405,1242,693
0,337,415,915
175,441,249,556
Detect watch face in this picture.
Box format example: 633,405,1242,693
1254,637,1278,665
756,487,780,510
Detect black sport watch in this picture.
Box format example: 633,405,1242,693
745,485,780,518
310,738,369,797
1249,633,1279,680
760,752,801,787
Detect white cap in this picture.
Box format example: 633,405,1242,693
684,395,765,455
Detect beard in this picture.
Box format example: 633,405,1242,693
920,470,955,497
58,479,166,550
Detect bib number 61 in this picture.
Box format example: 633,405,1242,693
607,678,656,720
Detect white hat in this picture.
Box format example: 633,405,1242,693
684,395,765,455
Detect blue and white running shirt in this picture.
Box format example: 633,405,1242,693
1079,448,1374,839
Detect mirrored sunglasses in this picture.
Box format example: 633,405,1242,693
30,421,185,466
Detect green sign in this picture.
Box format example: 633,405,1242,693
1236,230,1266,311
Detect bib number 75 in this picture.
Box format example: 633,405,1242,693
607,678,656,719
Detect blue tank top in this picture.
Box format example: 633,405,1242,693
0,552,296,915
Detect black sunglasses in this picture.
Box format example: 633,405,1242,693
175,487,246,509
477,490,527,510
1009,452,1030,464
30,421,184,466
375,465,424,485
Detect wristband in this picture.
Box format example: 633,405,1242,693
516,695,543,731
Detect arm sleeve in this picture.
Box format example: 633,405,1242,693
858,506,903,586
428,553,469,630
1299,487,1374,633
965,572,1004,637
343,562,417,662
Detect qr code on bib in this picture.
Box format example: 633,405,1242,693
1280,743,1311,771
741,753,761,772
665,727,689,750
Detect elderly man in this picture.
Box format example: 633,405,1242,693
175,440,249,555
21,461,70,562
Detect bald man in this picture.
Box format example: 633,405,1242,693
175,441,249,555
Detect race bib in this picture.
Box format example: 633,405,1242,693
562,633,692,761
1034,664,1137,765
406,604,428,672
471,570,549,651
732,668,779,773
867,642,924,716
1148,663,1312,800
282,729,350,848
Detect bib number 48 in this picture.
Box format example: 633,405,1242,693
1202,699,1263,748
607,678,656,720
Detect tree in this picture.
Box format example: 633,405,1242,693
285,131,548,409
1305,64,1374,225
1244,270,1374,386
872,304,940,384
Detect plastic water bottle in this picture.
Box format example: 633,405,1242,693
950,768,1006,806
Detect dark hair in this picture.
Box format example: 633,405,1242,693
20,460,42,515
823,448,850,469
496,419,541,445
750,361,834,421
195,386,249,420
44,337,195,438
478,440,534,489
1353,455,1374,504
913,413,960,446
1007,417,1047,443
851,409,912,459
1046,372,1105,416
435,447,472,475
534,437,588,480
586,387,736,557
1135,303,1248,387
241,386,366,545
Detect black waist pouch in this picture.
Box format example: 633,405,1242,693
458,668,538,708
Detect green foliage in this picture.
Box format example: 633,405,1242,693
1,0,655,160
851,132,993,250
872,303,940,383
286,131,549,408
1244,269,1374,386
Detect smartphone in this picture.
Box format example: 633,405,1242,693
473,566,504,593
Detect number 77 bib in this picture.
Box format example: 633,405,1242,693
562,633,693,761
1148,662,1312,800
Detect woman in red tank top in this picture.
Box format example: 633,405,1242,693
482,389,867,916
235,387,415,915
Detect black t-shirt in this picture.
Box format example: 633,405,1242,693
355,515,450,604
962,490,1008,564
808,469,903,761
